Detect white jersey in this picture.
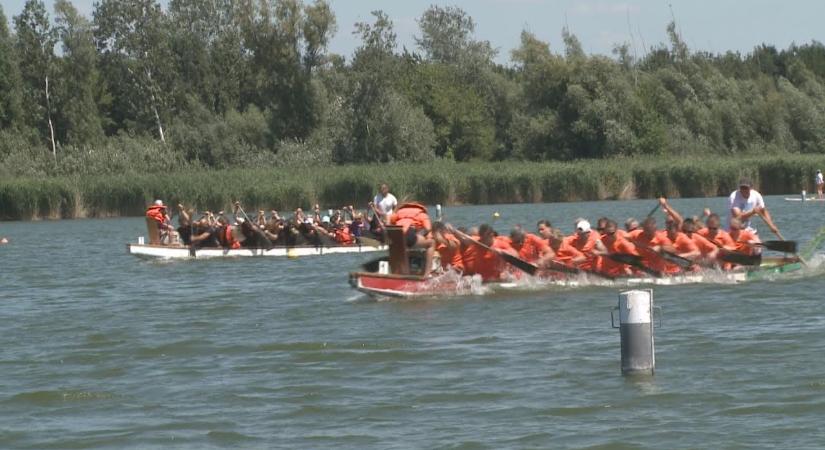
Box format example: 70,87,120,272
728,189,765,231
373,193,397,217
816,172,823,185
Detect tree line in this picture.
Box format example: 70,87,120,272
2,0,825,178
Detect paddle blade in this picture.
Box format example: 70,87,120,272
660,251,694,269
607,253,643,266
719,252,762,266
761,240,797,253
501,253,538,275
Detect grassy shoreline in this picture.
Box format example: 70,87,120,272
1,156,823,221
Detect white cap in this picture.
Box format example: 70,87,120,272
304,218,314,224
236,217,245,224
154,199,164,206
576,220,591,233
321,215,330,223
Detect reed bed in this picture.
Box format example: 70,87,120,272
2,155,824,220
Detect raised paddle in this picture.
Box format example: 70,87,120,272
646,201,662,218
451,228,539,276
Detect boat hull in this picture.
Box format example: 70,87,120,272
349,259,804,298
128,243,386,259
349,272,465,298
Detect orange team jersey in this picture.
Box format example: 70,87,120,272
552,241,585,267
461,238,503,282
697,228,736,250
599,236,638,277
630,231,672,273
508,233,551,263
671,232,699,255
436,233,464,271
690,233,718,256
146,205,166,224
564,232,600,270
730,230,758,254
390,203,431,235
626,228,644,240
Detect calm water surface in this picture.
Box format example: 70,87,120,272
2,196,825,449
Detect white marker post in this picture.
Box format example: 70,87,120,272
612,289,656,376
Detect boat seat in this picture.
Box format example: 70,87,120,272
146,217,161,245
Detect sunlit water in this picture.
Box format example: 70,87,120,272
2,196,825,449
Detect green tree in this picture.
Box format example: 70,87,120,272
338,10,436,163
14,0,59,159
415,5,494,66
54,0,105,146
236,0,335,142
0,5,24,130
94,0,172,142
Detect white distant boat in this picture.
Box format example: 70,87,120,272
128,241,386,260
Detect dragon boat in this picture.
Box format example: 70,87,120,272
349,226,825,299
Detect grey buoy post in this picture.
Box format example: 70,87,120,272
612,289,656,376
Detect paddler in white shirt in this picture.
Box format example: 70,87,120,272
728,178,784,240
370,183,397,224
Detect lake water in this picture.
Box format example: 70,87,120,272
2,196,825,449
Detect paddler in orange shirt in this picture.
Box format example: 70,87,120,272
681,218,719,262
728,217,761,255
540,228,584,267
459,224,508,281
629,217,675,274
564,220,606,271
507,226,553,264
697,214,737,250
432,221,464,272
595,220,638,277
657,198,719,263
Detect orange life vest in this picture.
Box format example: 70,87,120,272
146,205,166,224
334,227,353,245
390,203,431,235
222,226,241,249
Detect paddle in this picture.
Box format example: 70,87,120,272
755,208,785,241
646,201,661,218
543,259,616,280
451,228,539,276
234,202,274,250
606,253,664,278
635,242,694,269
718,251,762,266
756,240,797,253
